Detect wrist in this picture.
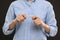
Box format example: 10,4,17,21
39,22,46,27
13,19,18,24
9,19,17,30
40,23,50,32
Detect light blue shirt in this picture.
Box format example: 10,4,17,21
3,0,58,40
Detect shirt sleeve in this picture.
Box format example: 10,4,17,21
45,3,58,37
2,3,16,35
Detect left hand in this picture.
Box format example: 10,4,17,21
32,16,50,32
32,16,44,26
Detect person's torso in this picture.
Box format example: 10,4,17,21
12,0,48,40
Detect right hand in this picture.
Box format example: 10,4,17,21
9,14,26,30
14,14,26,23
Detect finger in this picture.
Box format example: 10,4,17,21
32,16,38,20
21,14,26,19
23,14,26,19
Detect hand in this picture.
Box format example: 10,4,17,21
9,14,26,30
32,16,50,32
15,14,26,23
32,16,43,26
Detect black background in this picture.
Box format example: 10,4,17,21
0,0,60,40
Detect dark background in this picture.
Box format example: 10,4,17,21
0,0,60,40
